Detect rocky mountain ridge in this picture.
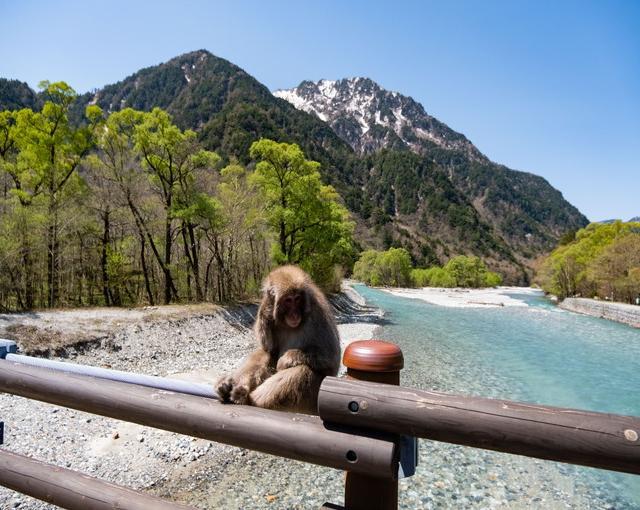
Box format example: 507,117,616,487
274,77,485,160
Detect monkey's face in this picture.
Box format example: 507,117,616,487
276,291,305,329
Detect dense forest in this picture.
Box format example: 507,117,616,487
0,82,353,310
535,221,640,303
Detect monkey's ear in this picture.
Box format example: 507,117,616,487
256,313,275,353
302,289,312,316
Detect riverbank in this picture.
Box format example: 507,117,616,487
0,289,382,509
559,297,640,329
380,286,541,308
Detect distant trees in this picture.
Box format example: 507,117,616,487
353,248,413,287
0,90,353,310
353,250,501,288
536,221,640,302
589,234,640,303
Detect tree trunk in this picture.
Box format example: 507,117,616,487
181,225,194,301
280,220,287,259
139,232,154,306
101,209,111,306
188,222,202,301
125,194,177,303
22,244,34,310
164,201,173,304
47,201,60,308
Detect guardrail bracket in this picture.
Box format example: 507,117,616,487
0,340,17,359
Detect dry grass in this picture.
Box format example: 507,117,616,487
4,323,99,354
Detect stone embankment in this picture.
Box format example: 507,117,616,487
559,298,640,328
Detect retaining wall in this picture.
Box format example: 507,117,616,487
559,298,640,328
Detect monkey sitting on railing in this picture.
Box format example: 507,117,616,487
216,266,340,414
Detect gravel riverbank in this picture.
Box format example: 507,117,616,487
0,289,383,509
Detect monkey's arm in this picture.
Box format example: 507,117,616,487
276,347,339,376
250,365,323,414
216,348,275,405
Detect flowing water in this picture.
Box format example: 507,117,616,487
354,285,640,509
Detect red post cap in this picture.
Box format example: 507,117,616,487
343,340,404,373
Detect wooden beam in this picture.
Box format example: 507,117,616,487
318,377,640,475
0,449,195,510
0,360,396,478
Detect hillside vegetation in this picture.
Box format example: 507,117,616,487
276,76,589,278
535,221,640,303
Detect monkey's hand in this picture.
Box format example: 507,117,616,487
215,375,252,405
215,375,235,402
276,349,309,371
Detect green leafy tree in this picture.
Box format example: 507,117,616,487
426,267,457,287
410,268,431,287
378,248,412,287
133,107,219,303
353,248,412,287
444,255,487,287
199,162,269,301
88,108,158,305
8,82,99,307
588,233,640,302
484,271,503,287
249,139,354,289
537,221,640,298
353,250,384,286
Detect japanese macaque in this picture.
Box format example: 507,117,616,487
216,265,340,414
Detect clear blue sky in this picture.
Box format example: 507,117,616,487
1,0,638,221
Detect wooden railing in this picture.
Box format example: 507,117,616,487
0,339,638,510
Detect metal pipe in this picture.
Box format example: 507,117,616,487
5,353,219,400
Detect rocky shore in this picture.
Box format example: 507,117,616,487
0,290,382,509
559,298,640,328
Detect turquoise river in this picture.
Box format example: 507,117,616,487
354,285,640,509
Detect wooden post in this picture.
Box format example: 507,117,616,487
343,340,403,510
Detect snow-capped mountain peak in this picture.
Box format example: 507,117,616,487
274,77,485,159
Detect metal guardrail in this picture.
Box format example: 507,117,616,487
4,352,219,399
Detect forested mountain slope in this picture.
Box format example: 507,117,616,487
1,50,588,283
276,78,589,266
69,51,356,191
0,79,39,111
